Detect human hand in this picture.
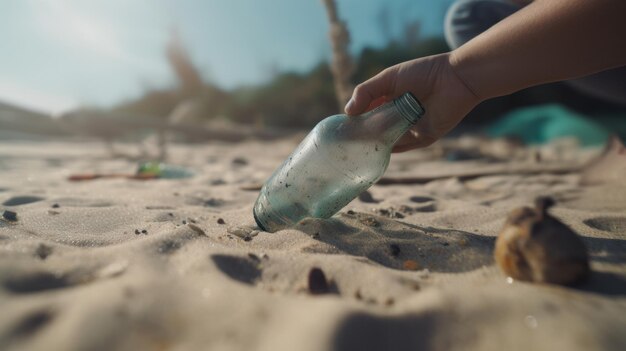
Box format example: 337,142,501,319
344,53,482,152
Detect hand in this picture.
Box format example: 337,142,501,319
344,53,482,152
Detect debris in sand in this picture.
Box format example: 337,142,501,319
358,215,379,227
495,197,589,285
308,267,330,295
232,157,249,166
217,218,226,225
51,203,60,208
48,210,60,215
402,260,421,271
2,210,17,222
35,244,53,260
187,223,205,235
374,207,405,219
239,184,263,191
227,226,259,241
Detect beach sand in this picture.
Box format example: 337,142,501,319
1,138,625,351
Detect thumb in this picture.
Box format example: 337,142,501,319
344,68,396,115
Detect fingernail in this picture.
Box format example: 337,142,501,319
344,98,354,113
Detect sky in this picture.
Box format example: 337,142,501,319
0,0,452,115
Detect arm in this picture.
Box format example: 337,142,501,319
346,0,626,152
451,0,626,100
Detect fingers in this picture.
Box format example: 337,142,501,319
344,68,396,115
391,130,438,153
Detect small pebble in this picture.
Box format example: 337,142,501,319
35,244,53,260
2,210,17,222
134,229,141,235
359,216,379,227
141,229,148,235
217,218,226,225
232,157,249,166
403,260,421,271
182,220,187,225
346,210,355,215
48,210,60,215
308,267,330,295
51,203,60,208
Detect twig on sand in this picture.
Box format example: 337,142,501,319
377,164,580,185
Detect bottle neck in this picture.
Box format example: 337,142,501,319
360,93,425,146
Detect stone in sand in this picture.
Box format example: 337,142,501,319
495,197,589,285
35,244,53,260
307,267,330,295
2,210,17,222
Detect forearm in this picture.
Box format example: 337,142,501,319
450,0,626,100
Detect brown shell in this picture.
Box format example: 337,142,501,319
495,197,589,285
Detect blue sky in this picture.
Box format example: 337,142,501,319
0,0,452,114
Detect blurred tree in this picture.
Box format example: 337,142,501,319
166,27,204,96
321,0,355,108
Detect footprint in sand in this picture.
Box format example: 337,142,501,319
3,262,128,294
8,309,55,339
2,196,45,206
3,272,71,294
583,217,626,233
211,254,262,285
409,196,434,203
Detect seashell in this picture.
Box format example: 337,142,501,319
495,197,589,285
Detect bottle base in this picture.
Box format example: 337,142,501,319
253,207,268,232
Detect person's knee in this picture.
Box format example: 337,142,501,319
444,0,523,49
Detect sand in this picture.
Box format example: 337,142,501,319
0,138,625,351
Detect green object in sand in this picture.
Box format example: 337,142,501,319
487,104,612,146
137,162,194,179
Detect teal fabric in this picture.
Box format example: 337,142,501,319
487,104,618,146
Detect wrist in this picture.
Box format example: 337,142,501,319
447,51,485,102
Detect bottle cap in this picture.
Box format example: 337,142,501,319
393,93,425,125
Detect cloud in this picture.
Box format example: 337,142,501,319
30,0,162,73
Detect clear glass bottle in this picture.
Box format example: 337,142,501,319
253,92,425,232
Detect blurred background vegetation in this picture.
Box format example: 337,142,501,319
1,0,624,145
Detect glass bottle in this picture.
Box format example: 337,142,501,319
253,92,425,232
